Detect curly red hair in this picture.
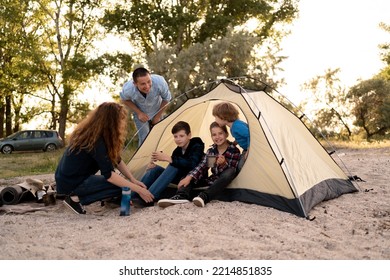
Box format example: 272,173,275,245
68,102,128,164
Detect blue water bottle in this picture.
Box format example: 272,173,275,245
120,187,131,216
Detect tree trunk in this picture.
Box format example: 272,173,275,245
5,95,12,135
58,98,68,141
58,85,71,141
0,97,4,138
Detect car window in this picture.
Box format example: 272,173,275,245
31,131,42,138
19,131,32,139
46,131,54,137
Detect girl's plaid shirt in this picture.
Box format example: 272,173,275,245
188,141,241,185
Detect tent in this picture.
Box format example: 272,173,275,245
127,79,358,218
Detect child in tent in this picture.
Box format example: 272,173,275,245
157,122,241,207
133,121,205,207
212,102,249,172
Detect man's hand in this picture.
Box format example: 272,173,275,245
151,115,160,125
137,111,149,122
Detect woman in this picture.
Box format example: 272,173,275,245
55,102,154,214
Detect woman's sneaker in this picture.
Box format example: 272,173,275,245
63,196,86,214
157,194,189,208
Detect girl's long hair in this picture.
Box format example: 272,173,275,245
68,102,128,164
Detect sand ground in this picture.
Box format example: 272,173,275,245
0,147,389,260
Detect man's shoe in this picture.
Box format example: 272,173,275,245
63,196,86,214
193,192,208,207
157,194,189,208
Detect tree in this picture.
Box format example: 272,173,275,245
347,78,390,140
102,0,298,92
0,0,49,137
103,0,297,55
378,22,390,80
26,0,103,140
146,28,284,94
1,0,136,140
302,68,353,139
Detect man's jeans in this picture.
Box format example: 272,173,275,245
140,164,179,200
69,175,122,205
133,115,151,147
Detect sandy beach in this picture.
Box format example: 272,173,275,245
0,147,389,260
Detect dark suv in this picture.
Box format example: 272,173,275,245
0,130,64,154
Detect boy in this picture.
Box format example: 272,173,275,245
134,121,205,206
212,102,249,171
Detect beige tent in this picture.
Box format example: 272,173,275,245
127,80,358,217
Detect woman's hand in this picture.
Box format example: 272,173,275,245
132,179,147,189
137,187,154,203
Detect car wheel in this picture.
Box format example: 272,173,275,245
1,145,13,154
45,143,57,152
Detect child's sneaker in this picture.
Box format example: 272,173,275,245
63,196,86,214
157,194,189,208
193,192,208,207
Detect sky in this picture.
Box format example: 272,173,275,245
277,0,389,104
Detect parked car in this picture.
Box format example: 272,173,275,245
0,130,64,154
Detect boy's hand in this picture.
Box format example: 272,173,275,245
151,151,163,161
147,162,156,169
152,151,171,163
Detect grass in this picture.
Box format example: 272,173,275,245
0,148,65,179
0,146,138,180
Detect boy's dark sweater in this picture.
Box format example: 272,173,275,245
170,137,205,182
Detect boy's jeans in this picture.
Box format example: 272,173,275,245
140,164,179,199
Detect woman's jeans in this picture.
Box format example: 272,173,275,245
58,175,122,205
140,164,179,200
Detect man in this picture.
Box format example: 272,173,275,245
120,67,172,145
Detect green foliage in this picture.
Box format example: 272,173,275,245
100,52,134,83
302,68,353,139
22,0,113,140
0,0,50,135
347,78,390,140
102,0,298,54
378,22,390,80
2,0,298,142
